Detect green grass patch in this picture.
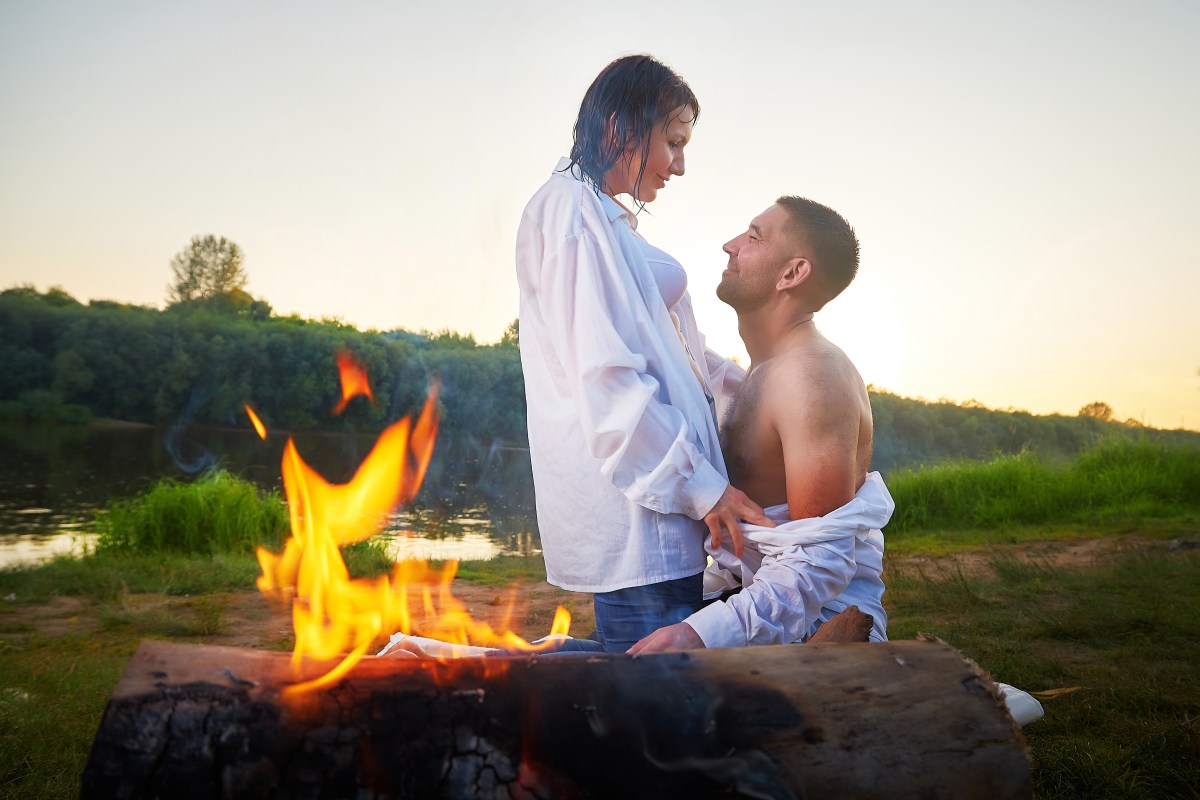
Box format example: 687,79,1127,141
99,596,228,638
441,554,548,586
886,441,1200,538
94,469,288,556
887,545,1200,799
340,537,397,579
0,550,262,604
0,543,399,606
0,632,136,800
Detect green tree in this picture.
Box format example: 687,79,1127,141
499,318,519,348
1079,401,1114,421
167,235,248,305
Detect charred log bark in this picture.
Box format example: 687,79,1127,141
82,638,1031,800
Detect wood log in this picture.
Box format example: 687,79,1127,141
805,605,874,643
81,638,1031,800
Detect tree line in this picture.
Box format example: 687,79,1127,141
1,285,1195,472
0,286,524,442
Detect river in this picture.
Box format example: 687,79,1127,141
0,420,541,568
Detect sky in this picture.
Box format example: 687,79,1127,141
2,0,1198,431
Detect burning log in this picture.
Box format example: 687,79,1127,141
81,638,1031,799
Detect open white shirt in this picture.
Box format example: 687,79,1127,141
686,472,894,647
516,159,742,593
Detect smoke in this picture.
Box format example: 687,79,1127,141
162,387,217,475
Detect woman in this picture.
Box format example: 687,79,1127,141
516,55,769,654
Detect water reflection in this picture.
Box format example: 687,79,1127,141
384,532,500,562
0,532,97,565
0,421,541,568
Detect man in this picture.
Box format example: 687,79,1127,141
630,196,893,653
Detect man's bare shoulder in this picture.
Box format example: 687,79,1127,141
761,335,865,422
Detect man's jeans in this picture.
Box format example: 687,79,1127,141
592,572,704,654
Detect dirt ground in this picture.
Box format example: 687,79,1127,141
4,533,1194,653
2,575,595,653
884,532,1193,578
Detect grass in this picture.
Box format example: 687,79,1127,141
99,595,228,638
886,440,1200,539
0,550,262,604
886,545,1200,799
93,469,288,556
0,632,135,799
441,554,548,586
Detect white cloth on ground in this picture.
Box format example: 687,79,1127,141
376,633,575,659
996,683,1045,727
377,633,494,659
685,472,893,648
516,158,742,593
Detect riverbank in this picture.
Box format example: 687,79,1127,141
2,530,1198,799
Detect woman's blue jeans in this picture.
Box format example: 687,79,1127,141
591,572,704,654
489,573,705,657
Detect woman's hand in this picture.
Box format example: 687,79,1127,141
703,484,775,558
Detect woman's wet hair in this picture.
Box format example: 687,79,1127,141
567,55,699,203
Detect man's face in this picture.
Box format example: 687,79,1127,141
606,105,694,202
717,204,796,311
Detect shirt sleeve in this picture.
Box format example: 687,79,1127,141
685,536,858,648
531,224,727,521
703,347,745,421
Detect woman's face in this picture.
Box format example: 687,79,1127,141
605,104,695,202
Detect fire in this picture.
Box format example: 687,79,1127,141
254,358,571,696
244,404,267,440
331,349,374,415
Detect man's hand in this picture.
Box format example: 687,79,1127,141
703,483,775,558
628,622,705,654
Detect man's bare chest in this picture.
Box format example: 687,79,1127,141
720,373,784,496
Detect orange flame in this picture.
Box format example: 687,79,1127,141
331,350,374,415
255,366,571,696
244,404,268,440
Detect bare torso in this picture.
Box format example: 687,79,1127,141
720,328,873,517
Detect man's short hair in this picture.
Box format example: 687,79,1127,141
776,196,859,302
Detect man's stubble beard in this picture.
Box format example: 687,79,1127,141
715,257,740,309
716,256,773,314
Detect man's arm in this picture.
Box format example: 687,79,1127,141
773,358,860,520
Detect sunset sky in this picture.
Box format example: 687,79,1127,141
2,1,1197,430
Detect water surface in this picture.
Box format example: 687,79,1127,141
0,421,540,567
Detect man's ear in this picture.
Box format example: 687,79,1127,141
776,258,812,291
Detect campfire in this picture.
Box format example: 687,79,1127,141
79,352,1034,799
249,351,572,693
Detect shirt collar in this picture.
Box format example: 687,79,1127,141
600,192,637,230
554,157,638,231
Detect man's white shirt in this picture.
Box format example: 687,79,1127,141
686,472,893,647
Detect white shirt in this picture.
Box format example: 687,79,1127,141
516,159,737,592
686,471,894,647
637,233,688,309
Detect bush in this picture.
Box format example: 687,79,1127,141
886,440,1200,535
94,470,288,556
